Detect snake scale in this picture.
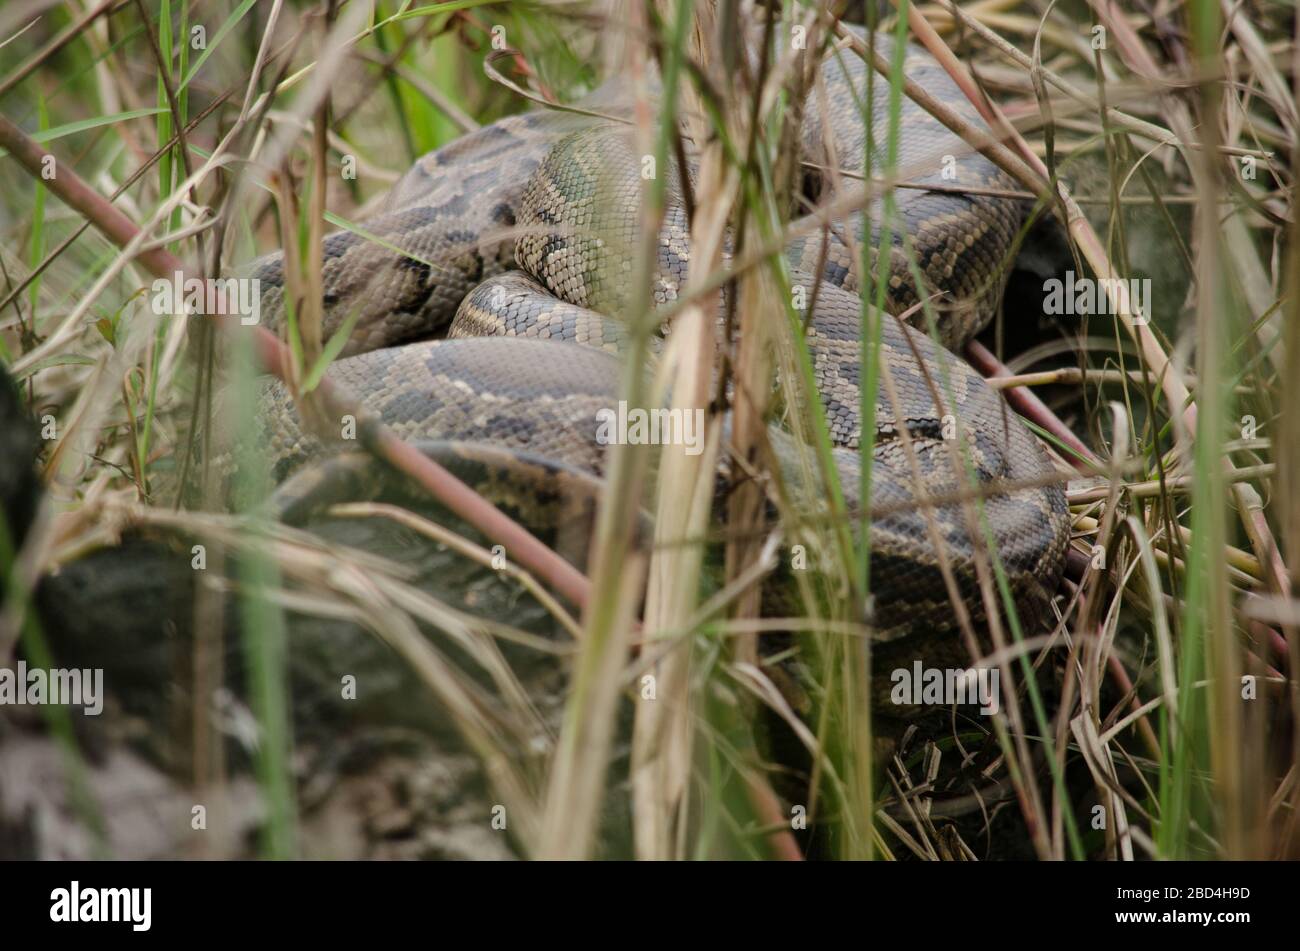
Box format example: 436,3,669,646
246,32,1070,641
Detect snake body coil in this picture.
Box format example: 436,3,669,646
250,34,1070,641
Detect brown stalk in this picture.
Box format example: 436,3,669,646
631,0,732,861
724,0,783,676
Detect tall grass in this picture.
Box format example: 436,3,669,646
0,0,1296,860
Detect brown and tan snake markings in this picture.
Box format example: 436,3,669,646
248,31,1069,642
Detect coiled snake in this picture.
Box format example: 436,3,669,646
247,35,1069,641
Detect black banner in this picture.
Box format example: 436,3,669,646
0,860,1275,937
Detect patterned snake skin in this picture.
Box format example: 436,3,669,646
249,33,1070,640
